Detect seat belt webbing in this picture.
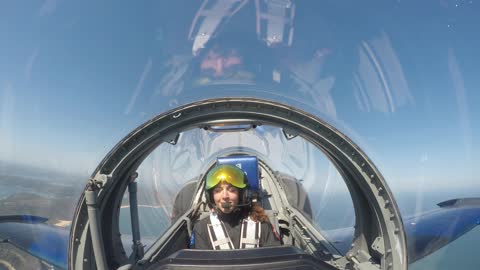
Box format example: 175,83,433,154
208,212,235,250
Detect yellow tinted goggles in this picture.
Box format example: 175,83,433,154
205,164,247,190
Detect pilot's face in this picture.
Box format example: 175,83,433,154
200,49,243,78
212,182,240,214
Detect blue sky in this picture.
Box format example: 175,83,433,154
0,1,479,196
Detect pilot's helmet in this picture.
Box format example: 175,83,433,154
204,164,248,207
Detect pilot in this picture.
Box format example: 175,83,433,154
199,45,246,79
191,164,281,250
190,32,272,87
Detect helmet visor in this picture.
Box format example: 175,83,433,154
205,164,247,190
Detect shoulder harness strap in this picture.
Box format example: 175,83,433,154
207,212,235,250
239,217,261,248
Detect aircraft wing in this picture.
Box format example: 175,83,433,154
404,198,480,262
0,216,68,269
323,198,480,264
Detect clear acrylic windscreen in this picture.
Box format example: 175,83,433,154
0,1,479,269
119,125,353,254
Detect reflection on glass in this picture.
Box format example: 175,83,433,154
1,0,479,268
119,124,355,254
